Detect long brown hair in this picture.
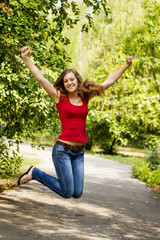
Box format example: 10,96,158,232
54,69,104,97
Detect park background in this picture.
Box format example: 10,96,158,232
0,0,160,193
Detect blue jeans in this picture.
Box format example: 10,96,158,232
32,143,84,199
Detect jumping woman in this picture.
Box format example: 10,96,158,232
18,46,133,199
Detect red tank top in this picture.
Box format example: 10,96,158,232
56,93,89,143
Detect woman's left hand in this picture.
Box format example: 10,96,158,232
126,56,133,66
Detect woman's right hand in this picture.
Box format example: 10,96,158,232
21,46,30,59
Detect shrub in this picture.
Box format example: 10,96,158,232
132,158,160,188
146,147,160,171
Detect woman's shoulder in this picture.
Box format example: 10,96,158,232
56,91,67,105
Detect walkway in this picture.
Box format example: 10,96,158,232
0,143,159,240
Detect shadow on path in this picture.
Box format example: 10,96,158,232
0,145,160,240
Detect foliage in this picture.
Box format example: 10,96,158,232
132,147,160,188
77,0,160,153
86,107,127,153
132,160,160,187
0,0,109,176
146,147,160,171
0,138,22,177
64,0,145,77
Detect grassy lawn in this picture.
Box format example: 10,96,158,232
85,150,142,165
85,145,147,165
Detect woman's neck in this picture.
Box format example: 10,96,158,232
68,91,82,106
68,91,78,99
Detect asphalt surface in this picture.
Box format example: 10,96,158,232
0,143,160,240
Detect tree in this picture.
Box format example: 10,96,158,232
0,0,109,176
87,0,160,152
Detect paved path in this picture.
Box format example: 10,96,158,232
0,143,160,240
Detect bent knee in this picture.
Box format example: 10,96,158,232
63,189,74,199
72,190,83,199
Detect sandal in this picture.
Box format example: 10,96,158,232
18,166,34,186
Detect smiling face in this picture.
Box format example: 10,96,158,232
63,72,78,94
54,68,83,96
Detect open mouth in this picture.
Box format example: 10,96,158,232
67,85,75,89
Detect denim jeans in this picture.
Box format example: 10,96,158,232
32,143,84,199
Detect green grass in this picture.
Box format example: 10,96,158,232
85,150,142,165
24,133,55,147
18,157,41,173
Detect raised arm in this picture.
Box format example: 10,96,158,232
21,46,60,102
101,56,133,90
